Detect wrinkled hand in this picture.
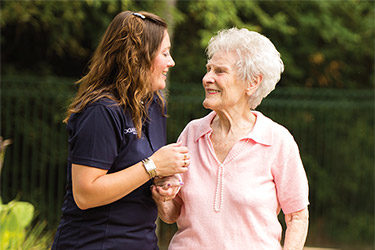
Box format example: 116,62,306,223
152,175,183,202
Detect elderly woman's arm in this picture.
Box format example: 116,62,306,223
151,185,182,223
156,199,181,224
283,207,309,250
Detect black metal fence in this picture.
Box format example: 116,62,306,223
1,75,374,248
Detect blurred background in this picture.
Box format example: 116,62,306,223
0,0,374,249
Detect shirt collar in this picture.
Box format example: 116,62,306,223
194,111,273,146
247,111,273,146
194,111,215,142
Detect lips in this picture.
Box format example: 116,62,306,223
206,88,221,94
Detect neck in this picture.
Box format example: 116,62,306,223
212,106,256,137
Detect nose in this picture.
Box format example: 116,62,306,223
168,56,175,67
202,71,214,86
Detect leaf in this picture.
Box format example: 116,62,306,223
9,201,34,229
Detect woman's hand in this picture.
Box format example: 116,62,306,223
153,175,183,202
151,178,183,224
150,143,190,177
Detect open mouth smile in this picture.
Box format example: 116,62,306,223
206,88,221,94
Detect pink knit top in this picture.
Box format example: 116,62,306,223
169,111,309,250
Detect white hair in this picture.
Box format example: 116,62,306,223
206,27,284,109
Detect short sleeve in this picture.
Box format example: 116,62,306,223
272,136,309,214
68,103,122,170
177,125,188,146
174,124,190,205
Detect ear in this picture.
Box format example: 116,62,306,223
245,74,263,96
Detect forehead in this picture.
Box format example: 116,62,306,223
207,52,237,67
160,30,171,49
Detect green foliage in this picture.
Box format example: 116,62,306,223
0,199,34,249
259,89,374,246
170,0,295,85
0,0,132,57
1,75,76,225
262,0,375,89
0,0,181,76
1,0,373,88
0,128,53,250
0,198,53,250
187,0,294,47
171,0,374,88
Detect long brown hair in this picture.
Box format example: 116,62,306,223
64,11,168,138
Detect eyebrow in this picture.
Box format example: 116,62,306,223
206,63,231,70
162,45,171,51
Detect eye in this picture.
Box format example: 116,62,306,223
215,68,224,74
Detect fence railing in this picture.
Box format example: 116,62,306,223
1,75,374,248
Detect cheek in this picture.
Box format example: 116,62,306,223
156,55,167,69
151,57,161,72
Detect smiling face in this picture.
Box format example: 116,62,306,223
202,52,249,112
150,30,175,91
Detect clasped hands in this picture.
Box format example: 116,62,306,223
151,174,183,202
150,142,190,203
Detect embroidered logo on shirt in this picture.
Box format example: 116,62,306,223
124,127,137,135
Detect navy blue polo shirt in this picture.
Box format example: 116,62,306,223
52,96,166,250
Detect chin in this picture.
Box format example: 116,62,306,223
202,99,214,110
152,82,166,91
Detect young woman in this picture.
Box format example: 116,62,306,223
52,11,189,250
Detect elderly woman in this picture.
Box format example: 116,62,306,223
152,28,309,250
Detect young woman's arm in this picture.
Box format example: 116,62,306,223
72,143,189,210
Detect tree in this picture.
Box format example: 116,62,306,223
170,0,374,88
1,0,373,88
0,0,183,77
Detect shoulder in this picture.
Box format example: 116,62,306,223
253,111,297,151
186,116,208,130
178,112,214,142
256,113,303,170
87,98,123,114
79,98,125,118
271,120,295,144
186,112,213,131
68,98,129,130
260,112,294,140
